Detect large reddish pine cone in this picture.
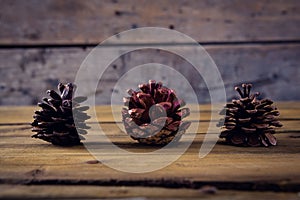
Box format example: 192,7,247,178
122,80,191,145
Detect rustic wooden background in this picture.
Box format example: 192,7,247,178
0,0,299,105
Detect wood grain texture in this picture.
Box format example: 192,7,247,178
0,44,299,105
0,0,299,45
0,103,299,200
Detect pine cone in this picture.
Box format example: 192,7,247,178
31,83,90,146
218,83,283,147
122,80,191,145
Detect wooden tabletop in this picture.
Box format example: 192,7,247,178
0,102,299,199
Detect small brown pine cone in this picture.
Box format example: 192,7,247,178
122,80,191,145
31,83,90,146
218,83,283,147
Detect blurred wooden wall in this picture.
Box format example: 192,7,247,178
0,0,299,105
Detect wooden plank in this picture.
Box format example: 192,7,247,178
0,0,299,45
0,104,299,193
0,48,89,105
0,44,299,105
0,132,299,189
0,107,35,124
0,185,298,199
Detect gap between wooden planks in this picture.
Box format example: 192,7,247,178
0,185,298,199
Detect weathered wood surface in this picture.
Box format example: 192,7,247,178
0,44,299,105
0,102,299,199
0,0,299,45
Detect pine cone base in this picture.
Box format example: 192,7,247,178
123,118,189,146
32,128,81,146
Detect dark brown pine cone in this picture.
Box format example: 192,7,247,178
218,83,283,147
31,83,90,146
122,80,191,145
